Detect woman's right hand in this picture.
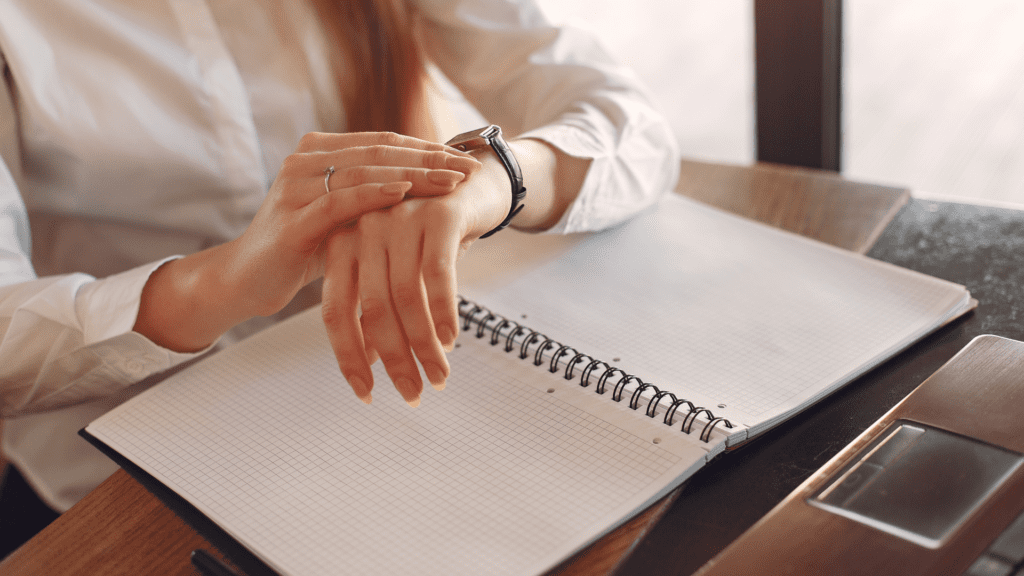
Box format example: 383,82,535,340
223,132,482,319
133,131,481,353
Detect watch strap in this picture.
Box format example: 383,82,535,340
446,125,527,238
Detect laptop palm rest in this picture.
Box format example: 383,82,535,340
810,421,1022,549
696,335,1024,576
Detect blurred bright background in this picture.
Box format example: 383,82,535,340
445,0,1024,206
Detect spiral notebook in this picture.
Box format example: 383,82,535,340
83,194,972,576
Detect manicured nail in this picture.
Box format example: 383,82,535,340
446,155,481,173
444,145,475,157
424,362,447,391
397,378,421,407
438,324,457,352
349,377,372,404
381,181,412,196
427,169,465,185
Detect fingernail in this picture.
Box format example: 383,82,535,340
381,181,412,196
424,362,448,391
349,377,373,404
427,169,465,185
438,324,457,351
397,378,421,407
444,145,475,157
446,156,481,173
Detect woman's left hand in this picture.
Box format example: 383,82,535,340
319,153,511,406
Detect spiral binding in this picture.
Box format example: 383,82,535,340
457,297,734,443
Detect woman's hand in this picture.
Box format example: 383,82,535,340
319,150,512,406
134,132,480,353
223,132,482,317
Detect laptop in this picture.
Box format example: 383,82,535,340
696,335,1024,576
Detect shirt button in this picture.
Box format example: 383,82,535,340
125,359,147,378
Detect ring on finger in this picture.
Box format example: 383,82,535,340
324,166,335,193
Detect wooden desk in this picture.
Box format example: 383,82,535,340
0,160,913,576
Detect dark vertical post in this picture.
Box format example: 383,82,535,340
755,0,842,171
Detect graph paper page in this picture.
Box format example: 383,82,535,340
462,195,970,437
86,308,712,576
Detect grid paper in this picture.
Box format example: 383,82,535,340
471,195,970,428
88,309,698,576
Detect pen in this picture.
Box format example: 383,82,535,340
190,549,244,576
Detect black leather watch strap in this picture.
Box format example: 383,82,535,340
445,125,527,238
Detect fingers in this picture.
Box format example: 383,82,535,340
329,145,482,175
421,220,461,353
321,230,375,404
316,190,465,408
279,136,482,208
296,131,475,159
297,182,409,244
388,225,451,392
329,165,468,196
357,217,426,407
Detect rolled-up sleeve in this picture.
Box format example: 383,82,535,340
415,0,680,233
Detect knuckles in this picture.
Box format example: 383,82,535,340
367,144,392,165
353,197,462,240
340,165,372,184
358,297,391,325
320,299,350,332
297,131,327,152
279,153,307,176
378,131,403,147
426,150,449,170
420,256,452,286
390,282,423,310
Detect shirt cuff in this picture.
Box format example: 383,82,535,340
517,116,677,236
74,256,215,380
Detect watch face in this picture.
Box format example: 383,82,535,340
446,125,501,150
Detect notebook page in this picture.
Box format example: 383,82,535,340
463,194,970,436
87,307,712,576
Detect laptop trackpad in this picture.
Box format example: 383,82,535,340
809,420,1023,548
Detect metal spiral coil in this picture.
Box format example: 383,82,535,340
456,297,734,443
533,338,559,367
549,345,577,374
564,352,594,381
519,331,547,360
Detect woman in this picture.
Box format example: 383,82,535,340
0,0,678,555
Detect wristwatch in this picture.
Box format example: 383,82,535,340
445,125,527,238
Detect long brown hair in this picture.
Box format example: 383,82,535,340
310,0,435,140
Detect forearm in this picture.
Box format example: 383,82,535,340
506,139,590,232
133,242,248,353
465,138,590,235
421,1,678,233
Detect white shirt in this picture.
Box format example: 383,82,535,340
0,0,678,511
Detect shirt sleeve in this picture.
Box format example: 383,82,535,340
0,159,206,417
413,0,680,233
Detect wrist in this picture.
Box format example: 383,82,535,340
446,125,526,238
504,138,589,232
465,148,519,238
134,243,248,352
